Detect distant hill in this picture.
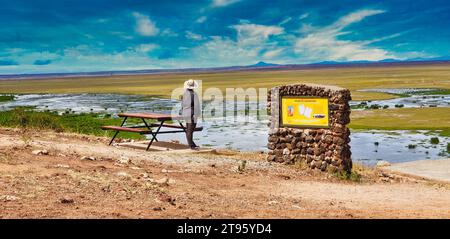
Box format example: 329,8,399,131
1,57,450,80
247,61,280,67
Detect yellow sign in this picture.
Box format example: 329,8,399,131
280,97,329,128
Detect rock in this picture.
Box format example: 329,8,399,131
237,160,247,173
268,200,278,205
266,155,276,161
116,156,131,164
314,145,323,155
156,177,169,184
117,171,130,178
158,193,175,204
153,207,164,211
101,185,112,192
314,160,322,169
268,136,279,143
60,197,74,204
151,177,169,185
291,148,301,154
293,129,302,136
1,195,20,202
332,137,345,145
267,143,276,150
320,161,328,171
81,156,96,161
380,177,391,183
324,135,333,144
310,161,316,169
151,177,175,185
54,164,70,168
378,171,395,179
32,149,48,155
376,160,391,167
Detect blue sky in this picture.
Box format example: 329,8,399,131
1,0,450,74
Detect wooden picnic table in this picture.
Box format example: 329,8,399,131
101,112,202,151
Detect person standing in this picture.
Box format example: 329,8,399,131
181,79,201,150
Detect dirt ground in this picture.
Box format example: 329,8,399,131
1,127,449,219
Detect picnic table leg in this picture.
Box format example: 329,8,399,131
141,118,158,142
109,116,128,145
178,121,187,133
146,120,164,151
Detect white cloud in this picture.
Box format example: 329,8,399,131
294,9,394,61
333,9,385,30
262,48,284,59
231,23,283,43
190,36,260,66
132,12,159,36
134,44,158,53
196,16,207,23
279,17,292,26
160,28,178,37
185,31,204,41
188,23,285,66
299,13,309,20
6,51,61,65
212,0,241,7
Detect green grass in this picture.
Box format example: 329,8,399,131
0,108,145,140
350,107,450,137
416,89,450,95
333,170,361,182
0,95,14,102
1,64,450,101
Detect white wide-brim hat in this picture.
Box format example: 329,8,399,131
184,79,198,90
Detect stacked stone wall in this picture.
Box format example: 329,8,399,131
267,84,352,172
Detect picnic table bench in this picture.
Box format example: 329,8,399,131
101,112,203,151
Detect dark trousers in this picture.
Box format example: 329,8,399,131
186,123,197,147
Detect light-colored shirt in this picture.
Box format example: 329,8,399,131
181,89,201,122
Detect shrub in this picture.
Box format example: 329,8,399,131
10,108,62,131
0,95,15,102
430,137,440,144
334,170,361,182
369,104,380,109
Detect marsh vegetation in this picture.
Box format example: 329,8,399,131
0,65,449,165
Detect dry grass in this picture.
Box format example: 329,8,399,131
1,64,450,101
